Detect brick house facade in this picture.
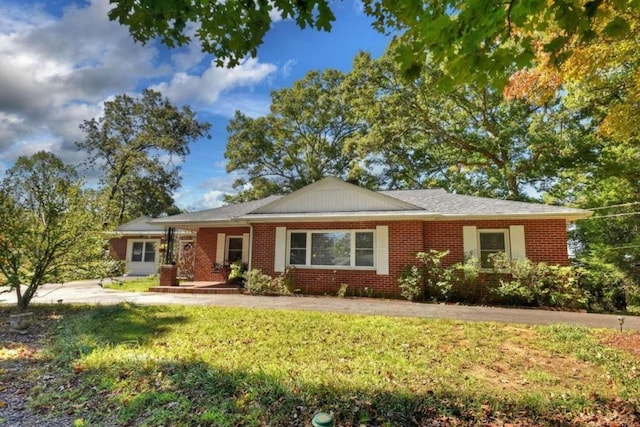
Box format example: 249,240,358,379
152,178,590,297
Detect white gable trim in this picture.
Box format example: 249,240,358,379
250,177,421,214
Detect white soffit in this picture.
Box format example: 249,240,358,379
251,177,421,214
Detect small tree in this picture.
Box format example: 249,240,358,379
0,152,109,311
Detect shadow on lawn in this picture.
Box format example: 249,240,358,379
36,355,640,427
19,304,640,427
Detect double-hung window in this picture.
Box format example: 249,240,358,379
478,230,508,268
288,230,375,268
131,241,156,263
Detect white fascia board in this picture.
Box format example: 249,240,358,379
433,212,592,222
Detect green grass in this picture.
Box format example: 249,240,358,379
102,277,159,292
3,304,640,426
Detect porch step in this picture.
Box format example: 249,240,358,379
149,286,243,295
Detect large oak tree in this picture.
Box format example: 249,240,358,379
77,89,211,225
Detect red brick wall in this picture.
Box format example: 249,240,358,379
194,227,250,282
193,218,570,295
109,237,127,260
251,221,424,296
423,219,569,266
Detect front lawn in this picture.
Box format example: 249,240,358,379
2,304,639,426
103,277,159,292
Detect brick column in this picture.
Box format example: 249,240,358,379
160,264,178,286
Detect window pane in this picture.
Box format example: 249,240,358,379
355,232,373,249
226,237,243,263
479,232,506,268
355,250,374,266
144,242,156,262
479,233,506,251
289,249,306,265
289,233,307,265
290,232,306,249
311,232,350,266
132,242,143,262
228,238,243,251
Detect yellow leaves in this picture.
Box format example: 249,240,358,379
504,67,563,105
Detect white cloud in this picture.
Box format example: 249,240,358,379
174,173,239,210
150,57,277,106
208,93,273,118
0,0,162,162
282,59,297,78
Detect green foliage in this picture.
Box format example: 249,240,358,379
398,250,466,302
576,254,637,312
228,261,247,284
337,283,349,298
0,152,111,310
109,0,637,89
490,254,587,309
109,0,336,68
343,52,590,199
398,250,586,309
76,89,210,225
397,264,423,301
243,269,292,295
224,69,372,202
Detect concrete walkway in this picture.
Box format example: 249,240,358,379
1,278,638,330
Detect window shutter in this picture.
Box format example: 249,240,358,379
215,233,226,265
375,225,389,275
509,225,526,260
242,233,250,263
274,227,287,272
463,226,478,260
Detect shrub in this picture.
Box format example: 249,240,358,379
228,261,247,284
337,283,349,298
398,265,423,301
490,256,587,309
576,254,636,312
244,268,292,295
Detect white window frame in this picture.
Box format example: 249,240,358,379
286,229,376,270
225,235,244,264
477,229,510,269
128,239,159,263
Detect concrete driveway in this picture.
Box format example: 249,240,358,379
1,278,638,330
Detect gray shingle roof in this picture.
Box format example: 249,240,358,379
151,195,283,225
116,216,165,233
380,189,587,216
151,180,590,226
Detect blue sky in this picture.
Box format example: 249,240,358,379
0,0,391,210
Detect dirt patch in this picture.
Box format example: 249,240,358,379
599,331,640,358
0,309,76,426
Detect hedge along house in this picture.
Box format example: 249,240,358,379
151,177,592,295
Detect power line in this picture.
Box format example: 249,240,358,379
584,211,640,219
588,201,640,211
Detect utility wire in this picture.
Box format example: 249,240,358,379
583,211,640,219
588,201,640,211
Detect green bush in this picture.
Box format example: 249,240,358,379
575,254,636,312
398,251,587,310
228,261,247,284
244,268,292,295
398,265,423,301
490,255,587,309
